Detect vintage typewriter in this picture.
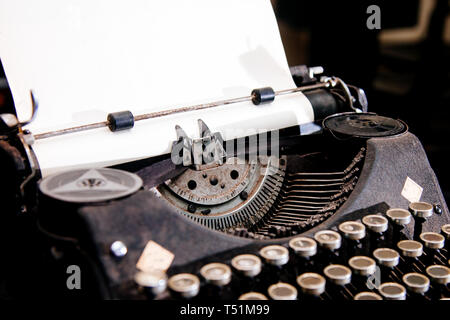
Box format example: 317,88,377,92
0,1,449,302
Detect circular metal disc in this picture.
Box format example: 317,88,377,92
323,113,406,138
39,168,142,203
378,282,406,300
267,282,297,300
239,292,268,300
354,292,383,300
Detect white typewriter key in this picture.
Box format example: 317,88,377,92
168,273,200,298
441,224,450,240
314,230,342,250
338,221,366,240
386,208,411,226
323,264,352,286
296,272,326,296
259,245,289,266
402,273,430,294
231,254,262,277
397,240,423,258
426,265,450,285
267,282,297,300
378,282,406,300
354,292,383,300
348,256,376,276
373,248,400,267
408,202,434,219
289,237,317,258
362,215,388,233
238,292,268,300
134,270,168,295
420,232,445,249
200,263,232,286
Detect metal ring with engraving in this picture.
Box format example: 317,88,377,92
39,168,143,203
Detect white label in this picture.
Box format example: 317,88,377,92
136,241,174,273
401,177,423,203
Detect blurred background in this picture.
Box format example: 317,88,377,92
1,0,449,201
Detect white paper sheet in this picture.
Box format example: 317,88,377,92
0,0,314,176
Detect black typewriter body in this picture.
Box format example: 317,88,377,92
0,72,449,301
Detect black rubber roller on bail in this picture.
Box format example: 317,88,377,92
107,111,135,132
251,87,275,105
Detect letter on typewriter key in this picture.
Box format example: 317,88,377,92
373,248,400,282
231,254,262,293
200,262,232,299
354,292,383,300
296,273,326,299
314,230,342,266
267,282,297,300
259,245,289,283
323,264,352,300
339,221,366,259
168,273,200,300
386,208,412,246
134,270,168,299
378,282,406,300
238,292,268,300
289,237,317,276
363,215,389,252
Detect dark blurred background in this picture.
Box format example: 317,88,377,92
272,0,450,202
0,0,449,201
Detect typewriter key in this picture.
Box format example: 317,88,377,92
378,282,406,300
168,273,200,299
362,215,388,233
296,273,326,296
259,245,289,266
323,264,352,286
403,273,430,294
348,256,376,276
426,265,450,285
267,282,297,300
134,270,168,298
373,248,400,268
441,224,450,240
289,237,317,258
200,263,232,286
338,221,366,241
420,232,445,250
409,202,434,219
231,254,262,277
386,208,411,226
238,292,268,300
397,240,423,258
354,292,382,300
314,230,342,251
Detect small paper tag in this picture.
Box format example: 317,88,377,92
136,241,174,273
401,177,423,203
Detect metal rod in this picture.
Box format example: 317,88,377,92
33,82,330,140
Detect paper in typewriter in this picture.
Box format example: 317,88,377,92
0,0,314,176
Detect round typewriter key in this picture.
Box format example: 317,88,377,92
397,240,423,258
134,270,168,296
378,282,406,300
259,245,289,266
314,230,342,250
200,263,232,286
168,273,200,298
354,292,383,300
267,282,297,300
296,272,326,296
373,248,400,267
338,221,366,240
386,208,411,226
409,202,434,219
289,237,317,258
323,264,352,286
362,215,388,233
238,292,268,300
348,256,377,276
441,224,450,240
420,232,445,249
426,265,450,285
403,273,430,294
231,254,262,277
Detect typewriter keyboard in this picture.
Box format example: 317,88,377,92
134,202,450,301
